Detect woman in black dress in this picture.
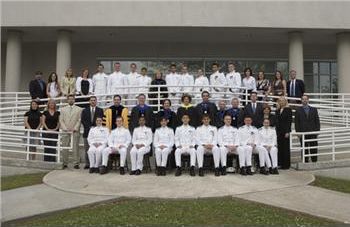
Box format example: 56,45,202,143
275,97,292,169
24,100,42,160
42,99,60,162
156,99,177,130
149,70,168,112
176,94,198,127
76,68,93,108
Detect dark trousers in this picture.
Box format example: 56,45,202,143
83,138,90,167
277,133,290,169
43,132,58,162
300,135,318,163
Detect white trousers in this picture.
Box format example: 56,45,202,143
102,146,127,167
87,145,106,168
219,146,243,167
196,145,221,168
130,146,150,171
236,145,253,167
256,146,278,168
175,147,196,167
155,147,171,167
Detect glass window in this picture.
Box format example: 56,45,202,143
100,61,113,74
304,75,316,93
320,75,331,93
331,62,337,75
304,62,313,74
319,62,330,75
247,61,275,75
276,62,288,77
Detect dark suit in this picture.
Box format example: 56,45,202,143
156,109,177,130
287,79,305,98
195,102,218,127
243,102,264,128
29,79,47,100
275,107,292,169
176,106,198,127
130,105,155,133
225,108,244,128
295,105,320,163
81,106,104,166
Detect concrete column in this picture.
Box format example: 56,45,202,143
288,32,304,80
336,32,350,93
56,30,72,78
5,30,22,92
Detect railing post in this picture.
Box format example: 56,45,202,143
332,131,335,161
245,88,248,105
301,134,305,163
26,129,30,161
157,85,161,112
57,132,61,163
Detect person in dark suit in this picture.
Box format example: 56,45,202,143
81,96,104,169
29,71,47,102
287,70,305,103
295,95,320,163
262,105,276,127
176,94,198,127
215,100,227,128
275,97,293,169
225,97,244,128
149,70,168,112
130,94,155,133
156,99,177,131
243,92,264,128
195,91,218,127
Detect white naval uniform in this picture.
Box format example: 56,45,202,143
165,73,180,102
102,126,131,167
107,71,126,96
76,77,93,95
174,124,197,167
194,76,210,101
92,72,108,105
178,73,194,95
87,126,109,168
126,72,141,105
256,126,278,168
218,125,240,167
242,76,256,91
136,75,152,96
237,125,258,167
226,71,242,96
210,71,227,99
130,126,153,171
153,126,175,167
195,125,220,168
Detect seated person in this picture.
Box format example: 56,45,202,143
87,117,109,174
130,94,154,133
102,116,131,175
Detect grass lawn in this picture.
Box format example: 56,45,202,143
311,175,350,194
1,172,47,191
5,197,337,227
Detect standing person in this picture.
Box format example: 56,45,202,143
156,99,177,130
243,92,264,128
102,116,131,175
209,63,227,102
287,70,305,103
165,64,180,104
295,95,320,163
269,71,287,97
177,94,198,127
263,105,276,127
92,64,108,104
174,114,197,177
218,115,240,175
149,70,168,112
130,94,155,133
242,67,256,105
81,96,104,169
87,117,109,174
136,67,152,99
216,100,227,128
46,72,61,99
59,95,82,169
126,63,141,106
107,62,126,97
195,91,218,127
42,100,60,162
29,71,47,103
178,64,194,96
76,68,93,108
130,116,153,175
226,62,242,97
194,68,210,102
153,117,175,176
195,114,221,177
225,97,244,128
256,71,270,101
275,97,292,169
24,100,42,160
61,67,76,97
104,95,129,130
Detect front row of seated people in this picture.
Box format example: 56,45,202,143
87,113,278,176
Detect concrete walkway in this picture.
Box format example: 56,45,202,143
312,167,350,181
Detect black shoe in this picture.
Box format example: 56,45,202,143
89,168,94,174
130,170,136,175
221,166,227,175
120,167,125,175
259,167,269,175
94,167,99,173
199,168,204,177
99,166,107,175
63,165,68,169
246,166,253,175
269,167,273,174
190,166,195,176
162,167,166,176
136,169,141,175
272,168,279,175
175,167,182,176
240,167,247,176
215,168,220,176
74,164,80,169
156,167,161,176
84,165,90,169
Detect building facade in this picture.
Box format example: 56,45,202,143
1,1,350,93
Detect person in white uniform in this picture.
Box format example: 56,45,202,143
226,62,242,97
218,115,241,175
242,67,256,105
87,117,109,174
126,63,141,106
174,114,197,176
237,116,258,175
130,116,153,175
196,114,221,177
209,63,227,102
194,68,209,103
136,67,152,101
178,64,194,96
92,64,108,105
153,117,175,176
102,116,131,175
165,64,180,104
256,118,279,175
107,62,126,99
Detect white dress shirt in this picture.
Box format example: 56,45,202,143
87,126,109,146
196,125,218,146
218,125,239,146
136,75,152,95
165,73,180,94
237,125,258,146
108,126,131,148
92,72,108,95
107,71,126,95
153,126,175,148
242,76,256,91
226,71,242,91
175,125,196,147
257,127,277,147
210,71,227,94
126,72,141,96
132,126,153,147
194,76,210,97
76,77,93,95
178,73,194,94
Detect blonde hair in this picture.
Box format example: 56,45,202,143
46,99,57,111
277,96,289,109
